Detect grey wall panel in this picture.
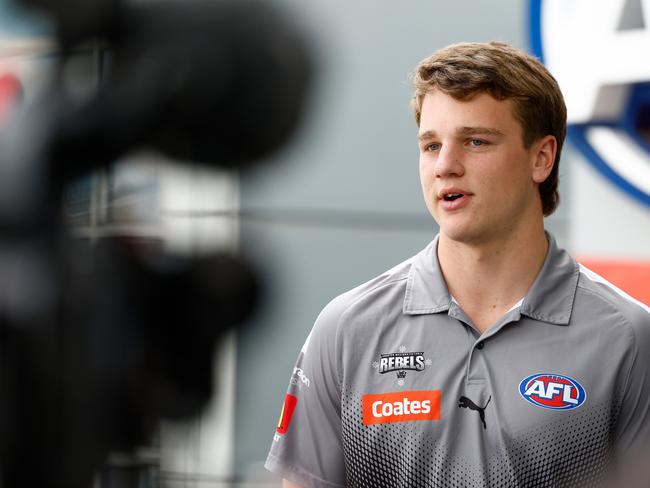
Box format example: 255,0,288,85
241,0,528,215
570,151,650,258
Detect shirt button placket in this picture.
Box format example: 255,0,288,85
466,338,487,384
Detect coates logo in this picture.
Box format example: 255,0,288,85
530,0,650,208
362,390,441,425
519,373,586,410
276,394,298,434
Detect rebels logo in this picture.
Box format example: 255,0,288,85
379,352,425,374
519,373,586,410
371,346,431,384
362,390,441,425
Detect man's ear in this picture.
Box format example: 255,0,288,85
531,135,557,183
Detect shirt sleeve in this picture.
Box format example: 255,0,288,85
613,303,650,468
265,295,348,488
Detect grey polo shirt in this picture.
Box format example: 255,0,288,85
265,233,650,487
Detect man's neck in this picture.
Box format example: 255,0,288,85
437,224,548,333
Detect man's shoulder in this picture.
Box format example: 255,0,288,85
575,263,650,336
339,252,416,304
313,246,427,331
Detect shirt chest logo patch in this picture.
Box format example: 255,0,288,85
362,390,441,425
519,373,587,410
371,345,432,385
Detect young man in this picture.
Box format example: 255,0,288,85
265,42,650,487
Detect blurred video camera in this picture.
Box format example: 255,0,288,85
0,0,312,486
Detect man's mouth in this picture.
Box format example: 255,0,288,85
443,193,464,202
438,189,472,210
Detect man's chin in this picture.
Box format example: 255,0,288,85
438,224,490,246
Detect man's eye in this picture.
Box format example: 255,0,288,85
426,143,440,151
469,139,486,147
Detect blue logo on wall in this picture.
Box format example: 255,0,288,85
530,0,650,208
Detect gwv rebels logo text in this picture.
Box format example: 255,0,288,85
379,352,425,373
371,346,431,384
362,390,441,425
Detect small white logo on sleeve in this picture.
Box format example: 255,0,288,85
290,367,310,388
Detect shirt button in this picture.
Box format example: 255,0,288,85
476,341,485,350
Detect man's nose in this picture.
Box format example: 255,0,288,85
434,144,465,178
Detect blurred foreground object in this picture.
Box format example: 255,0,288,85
0,0,312,487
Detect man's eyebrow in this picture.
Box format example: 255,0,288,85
418,127,504,141
417,130,437,141
457,126,504,137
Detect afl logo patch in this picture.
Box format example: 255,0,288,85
519,373,586,410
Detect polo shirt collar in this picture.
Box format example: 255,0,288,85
520,232,579,325
402,236,451,315
403,232,579,325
